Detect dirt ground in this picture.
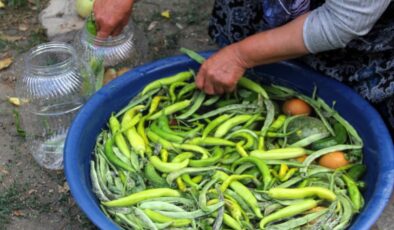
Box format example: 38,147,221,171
0,0,393,230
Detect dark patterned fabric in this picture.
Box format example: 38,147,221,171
208,0,394,135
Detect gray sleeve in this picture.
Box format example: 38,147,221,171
303,0,391,53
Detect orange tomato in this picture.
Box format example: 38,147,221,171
318,151,349,169
282,98,311,116
296,154,307,162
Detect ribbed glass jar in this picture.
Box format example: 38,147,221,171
73,19,147,89
15,42,95,170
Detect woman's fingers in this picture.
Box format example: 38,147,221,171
195,44,247,95
93,0,134,39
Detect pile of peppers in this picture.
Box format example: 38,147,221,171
90,51,366,230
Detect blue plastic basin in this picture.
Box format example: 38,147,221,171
64,51,394,230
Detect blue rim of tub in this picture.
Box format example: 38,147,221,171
64,51,394,230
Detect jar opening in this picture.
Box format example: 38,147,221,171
26,42,77,75
82,23,134,47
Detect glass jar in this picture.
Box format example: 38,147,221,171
15,42,95,170
73,18,147,89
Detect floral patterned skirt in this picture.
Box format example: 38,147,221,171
208,0,394,135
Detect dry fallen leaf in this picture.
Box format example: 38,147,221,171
148,21,158,31
0,57,12,70
8,97,21,106
58,182,70,193
28,189,37,195
103,68,117,85
18,24,29,32
116,67,130,76
12,210,24,217
161,10,171,19
0,34,24,42
0,1,4,9
0,166,9,175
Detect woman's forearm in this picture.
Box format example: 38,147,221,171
235,13,310,68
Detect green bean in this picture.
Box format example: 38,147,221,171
259,199,318,229
220,174,255,192
125,127,146,156
132,207,159,229
189,147,224,167
269,115,287,131
116,88,159,117
188,104,259,122
120,105,145,130
215,114,253,138
144,197,195,207
238,77,269,99
214,171,263,218
142,71,193,95
144,209,191,227
102,188,181,207
150,156,189,173
226,129,257,150
334,195,354,230
109,116,131,158
221,152,241,164
148,100,192,120
266,187,336,201
202,114,232,138
104,137,135,172
144,162,168,187
156,202,224,219
199,178,219,211
169,81,187,102
178,83,197,100
139,201,186,212
347,164,366,181
177,91,205,119
147,129,173,149
290,132,330,148
266,209,327,230
221,213,242,230
342,174,363,212
172,143,210,159
317,98,362,144
203,95,221,106
180,47,205,64
232,156,272,190
260,100,275,139
250,147,306,160
150,122,184,143
172,152,195,163
90,161,110,201
116,213,144,229
187,137,236,147
181,174,199,189
166,167,222,185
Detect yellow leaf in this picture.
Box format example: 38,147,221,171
0,1,4,9
161,10,171,19
8,97,29,106
8,97,21,106
0,57,12,70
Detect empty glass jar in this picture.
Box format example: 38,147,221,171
15,42,95,170
73,18,147,89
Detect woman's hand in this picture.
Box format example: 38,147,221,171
196,13,310,95
93,0,134,38
196,44,250,95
